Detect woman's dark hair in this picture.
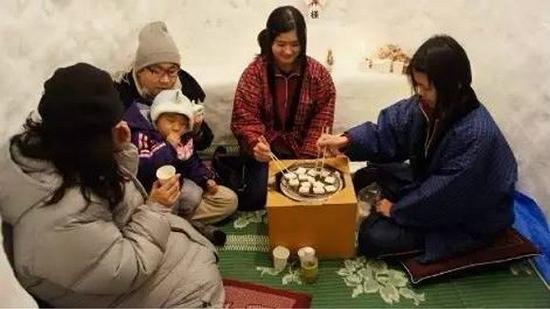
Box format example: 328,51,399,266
12,116,126,209
257,5,307,64
14,63,127,209
407,34,479,127
257,6,307,131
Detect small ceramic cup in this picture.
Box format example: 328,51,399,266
272,245,290,272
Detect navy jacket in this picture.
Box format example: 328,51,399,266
123,103,215,192
114,69,214,151
347,96,517,262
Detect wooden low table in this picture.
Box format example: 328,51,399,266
266,156,358,259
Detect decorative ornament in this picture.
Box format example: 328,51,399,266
305,0,327,19
326,49,334,73
365,44,411,74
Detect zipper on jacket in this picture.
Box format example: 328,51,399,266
419,104,439,158
275,72,299,130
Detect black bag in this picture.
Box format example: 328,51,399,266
212,146,248,194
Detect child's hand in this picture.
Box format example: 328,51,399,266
166,133,181,148
206,179,218,195
192,104,205,133
192,114,204,133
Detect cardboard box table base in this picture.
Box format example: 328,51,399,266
267,156,357,259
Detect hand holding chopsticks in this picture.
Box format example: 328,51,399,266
257,135,291,175
316,129,348,157
315,127,330,171
252,135,272,162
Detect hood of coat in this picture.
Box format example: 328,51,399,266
0,140,60,225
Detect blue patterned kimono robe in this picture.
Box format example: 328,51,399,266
347,96,517,262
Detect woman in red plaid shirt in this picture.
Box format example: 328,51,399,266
231,5,336,210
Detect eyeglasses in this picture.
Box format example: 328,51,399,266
146,66,179,79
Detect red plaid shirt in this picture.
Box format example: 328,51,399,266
231,56,336,158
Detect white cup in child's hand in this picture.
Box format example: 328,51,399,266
156,165,176,184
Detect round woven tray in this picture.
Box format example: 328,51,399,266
279,162,344,203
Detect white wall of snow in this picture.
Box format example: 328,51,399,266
1,0,549,214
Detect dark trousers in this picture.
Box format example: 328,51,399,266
212,147,268,211
358,213,424,257
354,163,424,257
237,145,295,211
238,157,269,211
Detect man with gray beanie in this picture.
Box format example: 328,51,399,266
114,21,213,151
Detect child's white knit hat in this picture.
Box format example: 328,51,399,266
150,89,194,132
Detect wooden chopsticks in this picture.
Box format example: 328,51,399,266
259,136,291,174
259,124,330,176
315,126,329,172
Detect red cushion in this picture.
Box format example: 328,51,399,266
401,228,540,284
223,278,312,308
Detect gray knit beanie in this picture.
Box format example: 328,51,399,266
135,21,181,72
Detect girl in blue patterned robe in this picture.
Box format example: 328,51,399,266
318,35,517,263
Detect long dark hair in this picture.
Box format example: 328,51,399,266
407,35,480,130
12,115,126,210
257,5,307,65
257,5,307,130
